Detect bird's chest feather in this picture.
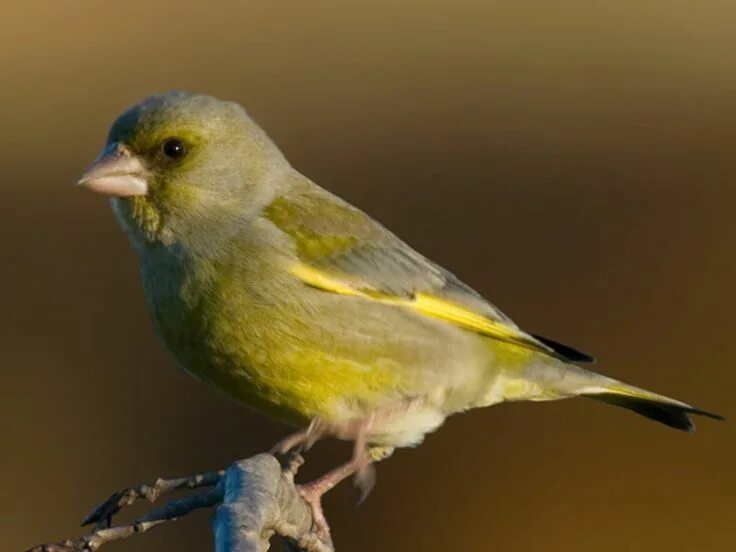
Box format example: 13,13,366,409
138,245,354,424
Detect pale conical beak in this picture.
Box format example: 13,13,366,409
77,143,150,197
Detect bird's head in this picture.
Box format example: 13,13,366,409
78,91,288,247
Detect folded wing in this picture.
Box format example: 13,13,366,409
265,186,594,364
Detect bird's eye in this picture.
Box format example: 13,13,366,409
162,138,187,159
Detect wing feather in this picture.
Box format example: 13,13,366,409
290,263,557,356
265,185,594,363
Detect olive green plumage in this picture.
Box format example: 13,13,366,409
90,92,720,447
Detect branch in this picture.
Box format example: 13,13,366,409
81,467,225,528
28,454,334,552
214,454,333,552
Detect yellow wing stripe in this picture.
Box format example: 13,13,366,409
290,263,552,355
290,263,360,296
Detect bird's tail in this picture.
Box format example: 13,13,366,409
580,379,723,432
501,362,723,432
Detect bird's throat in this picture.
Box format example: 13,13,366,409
112,196,169,248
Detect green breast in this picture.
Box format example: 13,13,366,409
138,242,401,427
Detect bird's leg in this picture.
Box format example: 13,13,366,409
297,450,372,538
270,428,309,456
297,420,374,538
270,419,325,456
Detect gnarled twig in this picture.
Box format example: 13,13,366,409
28,453,334,552
81,467,225,528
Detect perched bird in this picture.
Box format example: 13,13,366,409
78,92,721,534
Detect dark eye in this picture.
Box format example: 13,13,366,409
162,138,187,159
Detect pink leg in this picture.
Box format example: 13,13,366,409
297,420,374,537
298,448,372,537
270,419,325,455
270,428,309,455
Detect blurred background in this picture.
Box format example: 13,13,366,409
2,1,734,550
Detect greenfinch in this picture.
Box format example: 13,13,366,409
78,92,721,531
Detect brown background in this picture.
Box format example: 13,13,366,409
2,1,734,550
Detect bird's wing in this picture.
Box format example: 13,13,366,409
264,187,593,364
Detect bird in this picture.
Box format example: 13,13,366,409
78,91,722,535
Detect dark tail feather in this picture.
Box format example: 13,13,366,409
531,334,596,364
586,392,724,432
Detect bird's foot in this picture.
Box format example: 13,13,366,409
297,481,332,539
297,447,373,537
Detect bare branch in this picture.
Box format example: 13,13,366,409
27,453,335,552
81,468,224,528
213,454,332,552
27,487,223,551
